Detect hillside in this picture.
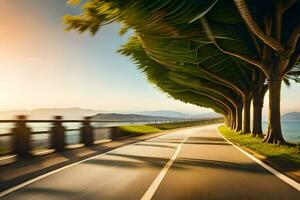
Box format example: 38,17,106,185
282,112,300,120
0,108,101,120
192,112,222,119
0,108,220,120
92,113,178,121
136,110,190,118
136,111,221,119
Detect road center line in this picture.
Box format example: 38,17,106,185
140,130,195,200
0,126,205,198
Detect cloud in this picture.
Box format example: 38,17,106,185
26,57,43,62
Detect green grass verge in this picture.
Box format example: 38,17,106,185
218,125,300,165
0,149,4,154
117,125,162,134
154,118,224,130
0,147,8,156
116,118,224,136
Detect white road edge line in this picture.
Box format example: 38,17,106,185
217,128,300,192
0,125,207,198
0,136,160,198
141,130,195,200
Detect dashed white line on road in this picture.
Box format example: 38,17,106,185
0,126,207,198
140,129,197,200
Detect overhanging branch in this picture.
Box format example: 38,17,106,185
200,17,268,74
288,25,300,50
282,25,300,74
233,0,285,52
282,0,297,13
283,51,300,75
197,65,244,95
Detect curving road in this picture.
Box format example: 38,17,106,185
1,125,299,200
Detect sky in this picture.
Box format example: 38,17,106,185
0,0,299,115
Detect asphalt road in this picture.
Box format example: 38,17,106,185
1,125,299,200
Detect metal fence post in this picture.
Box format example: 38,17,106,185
50,116,65,151
80,116,94,146
11,115,32,157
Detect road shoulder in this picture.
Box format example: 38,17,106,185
0,125,208,192
217,126,300,184
0,130,169,192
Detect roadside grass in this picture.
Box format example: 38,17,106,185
154,118,224,130
0,147,8,156
117,118,224,135
0,149,4,155
218,125,300,165
117,125,162,134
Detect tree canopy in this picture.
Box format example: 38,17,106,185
65,0,300,144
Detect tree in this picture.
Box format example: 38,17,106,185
118,36,238,128
65,0,300,144
199,0,300,144
138,33,255,134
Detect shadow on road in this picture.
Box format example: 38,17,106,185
133,143,177,149
84,152,268,175
143,136,231,146
20,187,78,197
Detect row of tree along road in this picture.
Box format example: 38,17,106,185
65,0,300,145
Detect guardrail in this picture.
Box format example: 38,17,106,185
0,115,202,158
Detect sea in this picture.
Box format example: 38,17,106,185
0,120,299,155
0,121,153,154
262,121,300,143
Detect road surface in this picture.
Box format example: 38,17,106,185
1,124,299,200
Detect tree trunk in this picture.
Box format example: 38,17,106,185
263,80,287,144
227,116,231,128
225,114,229,127
235,104,243,132
242,97,251,134
231,109,236,129
252,94,264,137
225,113,230,127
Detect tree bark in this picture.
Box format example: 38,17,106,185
225,112,231,128
242,97,251,134
225,114,229,127
235,104,243,132
227,115,231,128
231,109,236,129
252,93,264,137
252,100,263,137
263,80,287,144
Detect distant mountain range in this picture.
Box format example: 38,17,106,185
92,113,176,121
0,108,101,120
136,111,190,118
1,107,299,121
0,107,221,120
192,112,222,119
282,112,300,120
135,111,221,119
